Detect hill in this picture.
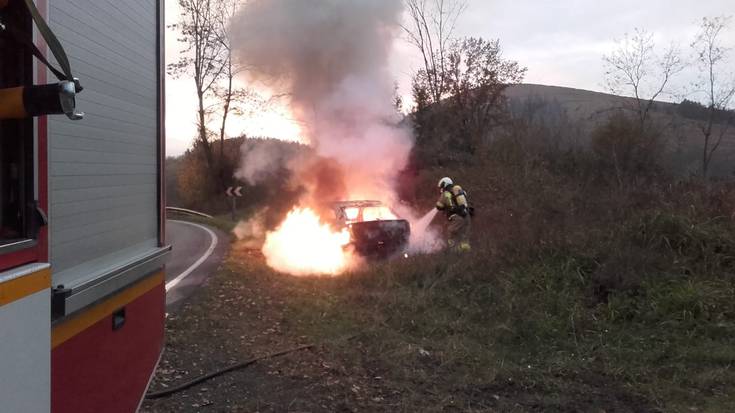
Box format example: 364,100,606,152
505,84,735,177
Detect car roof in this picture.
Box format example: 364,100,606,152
331,200,383,209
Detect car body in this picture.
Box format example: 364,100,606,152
330,200,410,258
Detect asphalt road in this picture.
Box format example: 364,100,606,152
165,220,228,312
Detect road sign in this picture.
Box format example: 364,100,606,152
226,186,243,221
226,186,242,197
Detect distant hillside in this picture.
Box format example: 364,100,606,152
505,84,735,177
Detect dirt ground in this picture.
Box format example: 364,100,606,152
141,245,659,413
142,248,399,413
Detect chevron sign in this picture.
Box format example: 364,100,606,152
226,186,243,197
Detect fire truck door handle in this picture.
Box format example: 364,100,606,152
112,308,126,331
35,203,48,226
27,200,47,239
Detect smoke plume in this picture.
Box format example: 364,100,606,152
229,0,440,271
232,209,268,249
234,138,301,186
230,0,412,202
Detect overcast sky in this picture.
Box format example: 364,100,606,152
165,0,734,156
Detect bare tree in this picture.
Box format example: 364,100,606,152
691,15,735,178
444,37,526,153
603,29,684,129
402,0,468,105
411,71,431,112
169,0,227,177
211,0,263,161
213,0,239,162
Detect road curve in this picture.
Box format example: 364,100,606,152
165,220,228,311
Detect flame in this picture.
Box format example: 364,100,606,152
362,206,396,221
262,207,353,276
343,205,397,224
344,207,360,221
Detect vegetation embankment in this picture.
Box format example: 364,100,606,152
277,132,735,411
150,124,735,411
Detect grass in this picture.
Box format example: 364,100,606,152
170,136,735,410
223,200,735,411
156,97,735,411
163,192,735,410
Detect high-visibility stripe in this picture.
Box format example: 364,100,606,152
52,271,164,349
0,267,51,307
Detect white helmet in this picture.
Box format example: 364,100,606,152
437,177,453,190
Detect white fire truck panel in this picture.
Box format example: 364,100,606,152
47,0,160,291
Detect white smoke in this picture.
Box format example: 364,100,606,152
234,138,302,186
232,209,268,248
230,0,412,200
229,0,440,260
394,206,444,253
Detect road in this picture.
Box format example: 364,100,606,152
164,220,228,311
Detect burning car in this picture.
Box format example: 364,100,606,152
330,200,410,258
257,201,410,276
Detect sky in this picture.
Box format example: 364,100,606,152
165,0,734,156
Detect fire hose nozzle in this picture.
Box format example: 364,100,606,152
58,79,83,120
0,79,84,120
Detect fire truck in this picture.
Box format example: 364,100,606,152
1,0,167,412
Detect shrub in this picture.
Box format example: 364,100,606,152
590,112,664,185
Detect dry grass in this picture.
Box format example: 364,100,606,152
275,137,735,411
152,110,735,411
151,157,735,411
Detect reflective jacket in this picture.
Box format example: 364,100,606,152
436,184,469,218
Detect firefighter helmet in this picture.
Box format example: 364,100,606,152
438,177,453,190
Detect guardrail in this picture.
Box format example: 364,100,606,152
165,206,213,219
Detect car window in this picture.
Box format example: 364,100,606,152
361,206,396,222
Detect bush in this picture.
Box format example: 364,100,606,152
590,112,664,184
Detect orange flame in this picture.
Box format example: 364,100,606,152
362,205,396,221
262,207,353,276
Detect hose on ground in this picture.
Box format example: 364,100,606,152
145,343,314,399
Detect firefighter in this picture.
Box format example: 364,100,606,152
435,177,471,251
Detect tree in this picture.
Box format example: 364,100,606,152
213,0,239,162
603,29,684,129
210,0,263,187
392,82,404,114
212,0,263,159
176,146,210,209
402,0,468,105
411,71,431,111
691,15,735,178
170,0,227,184
591,112,662,186
443,37,526,153
409,37,524,160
